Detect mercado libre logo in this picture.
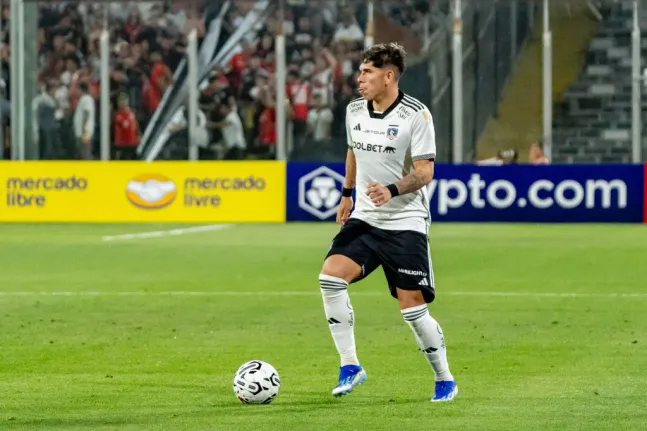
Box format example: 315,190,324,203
126,173,267,210
126,174,177,210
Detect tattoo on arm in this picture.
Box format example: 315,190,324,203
394,170,427,195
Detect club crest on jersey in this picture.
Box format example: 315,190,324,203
386,126,399,140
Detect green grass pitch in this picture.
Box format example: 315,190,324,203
1,222,646,430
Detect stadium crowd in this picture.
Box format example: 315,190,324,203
3,0,438,161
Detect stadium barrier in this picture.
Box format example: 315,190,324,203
287,162,646,223
0,161,644,223
0,161,285,222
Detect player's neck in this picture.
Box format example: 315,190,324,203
372,87,400,112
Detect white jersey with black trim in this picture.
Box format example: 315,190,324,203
346,90,436,235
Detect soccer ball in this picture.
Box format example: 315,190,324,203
233,360,281,404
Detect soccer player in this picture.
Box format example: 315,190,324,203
318,43,457,402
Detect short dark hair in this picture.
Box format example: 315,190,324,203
361,42,406,75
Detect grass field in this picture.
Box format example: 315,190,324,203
1,222,646,430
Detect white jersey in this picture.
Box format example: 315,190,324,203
346,91,436,235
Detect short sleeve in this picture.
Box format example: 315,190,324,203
345,109,353,150
410,108,436,161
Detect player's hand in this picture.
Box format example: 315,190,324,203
337,197,353,225
366,182,392,207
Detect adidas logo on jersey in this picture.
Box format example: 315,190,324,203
354,124,361,131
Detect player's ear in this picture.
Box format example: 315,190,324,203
385,69,394,85
387,67,399,84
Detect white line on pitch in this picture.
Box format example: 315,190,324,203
1,291,647,298
101,224,232,241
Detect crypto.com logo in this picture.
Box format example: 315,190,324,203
298,166,344,220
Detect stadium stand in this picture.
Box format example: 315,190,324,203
12,0,527,163
553,0,642,163
21,1,446,161
29,1,206,160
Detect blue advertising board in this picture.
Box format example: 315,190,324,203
286,162,347,222
286,162,645,223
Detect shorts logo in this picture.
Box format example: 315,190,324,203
126,174,177,210
298,166,345,220
398,268,427,277
386,126,399,140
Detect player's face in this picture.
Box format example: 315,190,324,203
357,62,388,100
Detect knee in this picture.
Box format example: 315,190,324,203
396,288,426,310
320,255,361,284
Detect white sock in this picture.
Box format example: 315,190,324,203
319,274,359,366
401,304,453,381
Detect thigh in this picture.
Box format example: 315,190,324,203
325,219,381,283
376,229,436,303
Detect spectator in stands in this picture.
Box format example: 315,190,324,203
113,93,140,160
333,13,364,44
212,102,247,160
123,8,145,44
306,92,334,145
332,41,360,82
110,64,130,109
286,70,310,147
146,49,173,115
476,142,551,165
332,81,355,138
528,142,550,164
166,105,210,157
296,46,316,79
293,16,315,52
229,41,255,92
310,47,337,107
476,149,518,165
35,81,61,160
73,82,95,159
257,77,278,159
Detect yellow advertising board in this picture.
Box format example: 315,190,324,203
0,161,286,222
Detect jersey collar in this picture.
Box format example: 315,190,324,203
367,90,404,119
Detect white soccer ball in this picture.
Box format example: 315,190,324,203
233,360,281,404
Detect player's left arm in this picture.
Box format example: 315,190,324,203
367,109,436,206
393,159,434,195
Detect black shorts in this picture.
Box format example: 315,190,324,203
325,218,436,303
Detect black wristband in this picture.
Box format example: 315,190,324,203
342,187,354,197
386,184,399,197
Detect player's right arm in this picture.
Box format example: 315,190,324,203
338,117,357,225
343,149,356,190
